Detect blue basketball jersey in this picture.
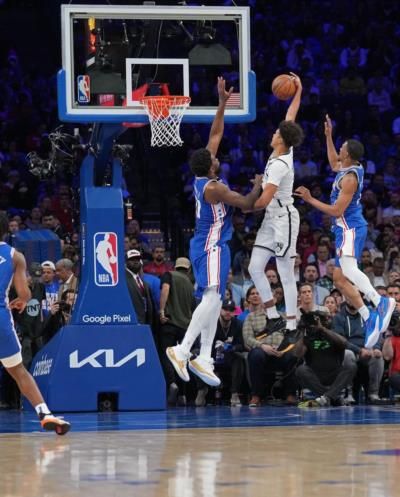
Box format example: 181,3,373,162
191,177,233,255
0,242,14,308
330,165,367,229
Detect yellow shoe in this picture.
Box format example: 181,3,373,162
189,356,220,387
166,346,190,382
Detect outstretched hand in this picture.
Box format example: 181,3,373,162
9,298,27,314
294,186,312,203
324,114,333,137
217,76,234,104
289,72,302,91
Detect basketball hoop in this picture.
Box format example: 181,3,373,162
140,95,191,147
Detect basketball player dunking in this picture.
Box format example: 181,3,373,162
0,213,70,434
295,115,396,348
248,73,304,338
167,77,262,386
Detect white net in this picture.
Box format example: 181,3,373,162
140,96,191,147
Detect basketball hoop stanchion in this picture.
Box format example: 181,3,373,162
140,95,191,147
26,122,166,412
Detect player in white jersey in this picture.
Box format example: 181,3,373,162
249,73,304,341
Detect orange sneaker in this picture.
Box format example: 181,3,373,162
40,414,71,435
249,395,261,407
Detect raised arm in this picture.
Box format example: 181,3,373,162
295,173,358,218
9,250,31,313
205,175,262,212
206,77,233,157
324,114,341,172
285,72,302,122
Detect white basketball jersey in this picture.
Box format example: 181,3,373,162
262,147,294,209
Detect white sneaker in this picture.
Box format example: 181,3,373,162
344,394,356,405
166,346,190,382
230,393,241,407
189,356,221,387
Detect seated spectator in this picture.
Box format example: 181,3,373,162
339,38,368,69
382,313,400,394
368,256,388,287
228,214,247,261
339,67,366,97
297,283,329,320
375,286,388,297
40,260,60,316
294,148,318,179
143,246,174,278
266,267,280,288
6,218,19,246
387,284,400,304
323,295,338,317
382,191,400,223
238,285,263,322
302,264,330,306
316,258,335,292
243,307,298,407
333,302,384,403
129,235,152,262
368,80,392,114
196,299,246,407
297,219,314,261
295,310,357,407
41,212,67,240
42,289,75,344
25,206,43,230
307,243,331,277
231,256,253,308
232,233,256,275
125,219,150,246
273,286,286,314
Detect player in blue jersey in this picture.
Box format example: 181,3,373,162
0,213,70,434
167,77,262,386
295,115,395,348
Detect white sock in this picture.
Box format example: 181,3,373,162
286,318,297,331
266,306,280,319
358,305,370,322
181,287,221,355
365,291,381,308
35,403,51,416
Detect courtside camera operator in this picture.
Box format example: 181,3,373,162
294,310,357,407
382,311,400,393
42,289,75,344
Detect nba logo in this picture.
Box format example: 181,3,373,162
77,75,91,103
94,232,118,287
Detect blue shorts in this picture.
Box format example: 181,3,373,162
190,243,231,299
0,308,21,362
334,224,367,267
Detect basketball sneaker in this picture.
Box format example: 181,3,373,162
364,308,380,349
40,414,71,435
376,297,396,335
188,356,220,387
265,316,286,334
277,328,302,353
166,346,190,382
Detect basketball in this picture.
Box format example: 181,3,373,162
272,74,296,100
109,255,117,264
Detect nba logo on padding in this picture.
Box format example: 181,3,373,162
77,75,90,103
94,232,118,286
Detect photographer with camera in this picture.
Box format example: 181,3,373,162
382,311,400,394
295,304,357,407
333,302,384,403
42,289,75,344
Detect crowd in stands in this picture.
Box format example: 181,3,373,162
1,0,400,408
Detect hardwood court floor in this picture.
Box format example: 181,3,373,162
0,406,400,497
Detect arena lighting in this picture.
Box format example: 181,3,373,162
189,20,232,66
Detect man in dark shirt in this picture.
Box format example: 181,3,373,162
159,257,195,405
295,311,357,406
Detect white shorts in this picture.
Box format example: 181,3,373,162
254,206,299,258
